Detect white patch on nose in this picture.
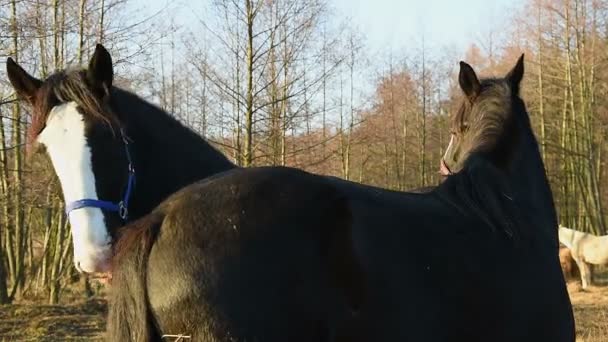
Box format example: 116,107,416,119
38,102,111,273
442,135,455,161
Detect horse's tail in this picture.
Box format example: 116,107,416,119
106,211,164,341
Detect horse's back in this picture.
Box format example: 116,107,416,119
145,166,364,341
141,166,573,341
581,234,608,264
329,176,574,341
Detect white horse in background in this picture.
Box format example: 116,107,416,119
558,225,608,289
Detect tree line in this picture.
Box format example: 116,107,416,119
0,0,606,304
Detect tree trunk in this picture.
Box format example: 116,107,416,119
537,1,546,161
244,0,255,167
78,0,87,64
9,0,25,301
98,0,106,43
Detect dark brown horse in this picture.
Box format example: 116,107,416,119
6,45,574,341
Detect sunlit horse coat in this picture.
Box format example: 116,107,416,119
559,225,608,289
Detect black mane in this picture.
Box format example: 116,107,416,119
93,86,236,222
110,86,233,174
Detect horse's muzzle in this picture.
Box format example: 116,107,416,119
439,159,452,176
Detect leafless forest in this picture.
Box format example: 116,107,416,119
0,0,607,314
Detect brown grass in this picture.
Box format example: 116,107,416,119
0,272,605,341
569,267,608,342
0,299,106,341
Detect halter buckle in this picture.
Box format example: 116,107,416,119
118,201,128,220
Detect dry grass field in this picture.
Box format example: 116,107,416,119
0,273,605,341
570,268,608,342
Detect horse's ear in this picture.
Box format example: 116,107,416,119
6,57,42,104
87,44,113,96
458,61,481,101
506,54,524,95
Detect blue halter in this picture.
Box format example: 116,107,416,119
65,129,135,221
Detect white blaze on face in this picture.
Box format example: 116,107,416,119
37,102,111,274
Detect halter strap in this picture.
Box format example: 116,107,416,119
65,129,135,221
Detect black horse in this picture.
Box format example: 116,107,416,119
6,45,574,341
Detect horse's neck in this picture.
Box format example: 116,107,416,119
128,125,235,217
508,124,558,240
558,228,578,250
118,92,236,218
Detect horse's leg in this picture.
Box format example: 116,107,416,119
579,261,592,290
571,257,588,289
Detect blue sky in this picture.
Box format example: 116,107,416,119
126,0,523,110
331,0,518,54
137,0,520,58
